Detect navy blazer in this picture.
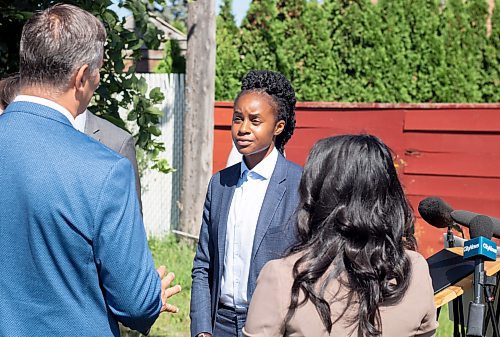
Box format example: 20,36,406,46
190,154,302,336
0,102,161,337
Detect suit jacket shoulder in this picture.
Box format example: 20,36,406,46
283,157,303,182
85,111,133,154
85,111,142,209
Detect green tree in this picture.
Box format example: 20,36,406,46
377,0,414,102
215,0,243,101
297,1,340,101
478,0,499,102
273,0,306,80
154,39,186,73
404,0,445,102
213,0,497,103
435,0,483,102
328,0,388,102
0,0,173,173
239,0,279,73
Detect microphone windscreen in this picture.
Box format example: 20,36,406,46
469,215,494,239
451,210,500,239
418,197,454,228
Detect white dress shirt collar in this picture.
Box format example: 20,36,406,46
13,95,78,129
74,109,87,133
240,146,279,180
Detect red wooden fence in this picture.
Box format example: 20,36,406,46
214,102,500,257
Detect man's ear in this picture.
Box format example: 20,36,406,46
274,120,286,136
74,64,90,91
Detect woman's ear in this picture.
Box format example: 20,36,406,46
274,120,286,136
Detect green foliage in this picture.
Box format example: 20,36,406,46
435,0,483,102
215,0,244,101
375,0,413,102
215,0,499,103
436,304,453,337
481,0,500,102
291,0,339,101
154,39,186,73
330,0,391,102
403,0,445,103
0,0,173,173
239,0,279,75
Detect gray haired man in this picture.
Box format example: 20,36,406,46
0,4,179,337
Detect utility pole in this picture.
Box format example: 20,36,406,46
179,0,216,236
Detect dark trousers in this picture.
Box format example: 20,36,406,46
213,304,248,337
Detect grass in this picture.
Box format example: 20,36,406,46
127,236,455,337
147,236,196,337
436,304,453,337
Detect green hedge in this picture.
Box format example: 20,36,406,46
216,0,499,103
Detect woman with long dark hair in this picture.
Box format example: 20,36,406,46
243,134,437,337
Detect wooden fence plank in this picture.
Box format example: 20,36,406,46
405,133,500,153
404,174,500,200
403,152,500,178
405,109,500,132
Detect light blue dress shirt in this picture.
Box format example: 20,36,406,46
219,147,279,308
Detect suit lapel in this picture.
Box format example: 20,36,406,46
250,154,288,262
85,111,101,141
216,165,240,282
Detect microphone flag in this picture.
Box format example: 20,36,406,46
463,237,497,261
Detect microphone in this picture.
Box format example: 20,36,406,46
418,197,464,246
418,197,454,228
418,197,500,239
451,210,500,238
464,215,497,336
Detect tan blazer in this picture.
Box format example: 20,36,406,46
243,250,437,337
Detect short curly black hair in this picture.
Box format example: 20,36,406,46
236,70,297,154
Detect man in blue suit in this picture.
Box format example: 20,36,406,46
190,70,302,337
0,4,180,337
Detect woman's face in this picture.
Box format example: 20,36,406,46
231,92,285,164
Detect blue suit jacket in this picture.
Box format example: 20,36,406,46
190,154,302,336
0,102,161,337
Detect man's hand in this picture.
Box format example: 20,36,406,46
157,266,182,313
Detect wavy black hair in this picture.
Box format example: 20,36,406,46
285,134,416,336
236,70,296,154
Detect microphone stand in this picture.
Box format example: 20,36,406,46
481,273,500,337
447,225,467,337
464,229,499,337
493,274,500,334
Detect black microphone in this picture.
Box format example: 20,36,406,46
418,197,454,228
418,197,464,247
451,210,500,238
465,215,496,336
